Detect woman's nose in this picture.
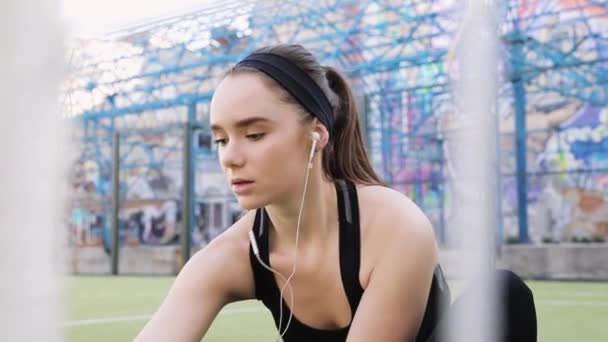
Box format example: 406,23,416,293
220,140,245,169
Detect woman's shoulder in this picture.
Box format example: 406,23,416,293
197,209,256,258
357,184,432,226
185,210,258,300
355,184,437,255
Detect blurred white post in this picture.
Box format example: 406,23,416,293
0,1,66,341
446,0,500,342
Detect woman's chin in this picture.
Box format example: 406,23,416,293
235,196,266,211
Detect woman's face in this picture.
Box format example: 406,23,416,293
210,72,312,210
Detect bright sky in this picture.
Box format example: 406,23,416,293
60,0,219,36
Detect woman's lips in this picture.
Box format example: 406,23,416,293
231,180,255,195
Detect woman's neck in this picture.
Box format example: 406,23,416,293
264,174,338,251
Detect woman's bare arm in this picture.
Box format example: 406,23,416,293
134,218,255,341
347,190,438,342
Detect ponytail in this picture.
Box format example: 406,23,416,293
323,67,384,185
230,44,384,186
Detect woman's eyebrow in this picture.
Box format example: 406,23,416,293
210,117,274,132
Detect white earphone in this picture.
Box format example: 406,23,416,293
249,130,320,340
308,131,320,169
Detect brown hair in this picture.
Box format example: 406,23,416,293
227,44,383,186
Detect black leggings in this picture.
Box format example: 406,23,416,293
425,270,537,342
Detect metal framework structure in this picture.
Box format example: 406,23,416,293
65,0,608,247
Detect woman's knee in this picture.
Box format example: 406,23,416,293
496,269,537,342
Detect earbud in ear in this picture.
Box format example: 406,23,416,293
308,131,320,169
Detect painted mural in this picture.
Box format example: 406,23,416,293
67,0,607,249
364,0,608,243
67,126,238,250
499,0,608,242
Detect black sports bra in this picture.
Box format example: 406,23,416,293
248,179,450,341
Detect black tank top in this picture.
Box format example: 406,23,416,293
248,179,450,341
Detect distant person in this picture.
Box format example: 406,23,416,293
142,200,179,244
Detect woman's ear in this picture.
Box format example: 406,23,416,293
312,120,330,151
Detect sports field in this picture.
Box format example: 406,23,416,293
64,276,608,341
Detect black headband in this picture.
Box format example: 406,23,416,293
235,52,335,132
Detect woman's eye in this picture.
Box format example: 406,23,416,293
213,138,227,145
246,133,265,141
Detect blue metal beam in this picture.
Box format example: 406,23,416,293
510,24,530,243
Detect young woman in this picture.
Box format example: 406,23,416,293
135,44,449,342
